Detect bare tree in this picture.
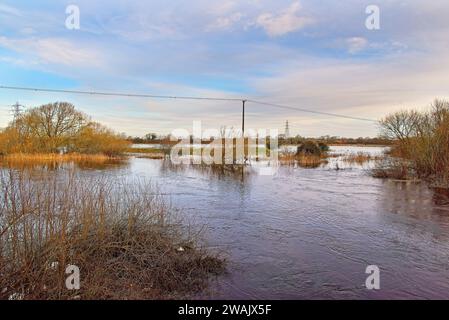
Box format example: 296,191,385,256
10,102,88,152
430,99,449,128
379,110,421,141
24,102,88,139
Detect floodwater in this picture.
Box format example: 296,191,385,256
3,146,449,299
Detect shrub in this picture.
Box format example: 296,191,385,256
296,141,322,156
71,122,130,156
0,169,225,299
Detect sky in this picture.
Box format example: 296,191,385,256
0,0,449,137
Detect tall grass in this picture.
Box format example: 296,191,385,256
0,169,225,300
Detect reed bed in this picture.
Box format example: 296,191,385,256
279,153,328,168
342,152,383,165
0,169,225,300
2,153,115,164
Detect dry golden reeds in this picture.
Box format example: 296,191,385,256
279,153,328,168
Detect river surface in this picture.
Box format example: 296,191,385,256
3,146,449,299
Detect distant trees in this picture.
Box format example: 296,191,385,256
0,102,130,156
278,135,391,146
145,133,157,141
127,133,159,144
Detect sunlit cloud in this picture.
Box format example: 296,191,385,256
254,1,313,37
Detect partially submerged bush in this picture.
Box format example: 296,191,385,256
296,141,323,156
372,157,413,180
0,169,225,300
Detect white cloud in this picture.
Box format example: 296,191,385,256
206,0,237,16
0,4,22,17
250,51,449,131
346,37,368,54
206,12,244,31
0,37,104,68
255,1,313,37
3,0,449,137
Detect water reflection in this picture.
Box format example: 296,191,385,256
159,160,255,183
0,158,129,171
1,146,449,299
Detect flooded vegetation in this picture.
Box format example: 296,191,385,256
377,99,449,188
2,143,449,299
0,169,225,300
2,101,449,300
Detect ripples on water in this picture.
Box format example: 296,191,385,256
2,146,449,299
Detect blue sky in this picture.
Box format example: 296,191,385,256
1,0,449,137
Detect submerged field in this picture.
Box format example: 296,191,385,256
1,145,449,299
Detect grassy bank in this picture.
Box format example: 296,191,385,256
0,169,225,300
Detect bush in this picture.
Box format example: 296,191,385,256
296,141,322,156
71,122,130,156
0,127,26,154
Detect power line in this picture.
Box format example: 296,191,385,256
0,85,378,123
246,99,377,123
0,85,243,102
